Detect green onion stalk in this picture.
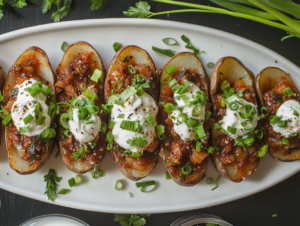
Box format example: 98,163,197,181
124,0,300,41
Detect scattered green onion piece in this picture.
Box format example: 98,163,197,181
206,178,214,184
113,42,122,52
162,37,178,46
132,152,141,158
211,122,221,131
221,98,226,107
196,124,206,139
205,111,212,121
192,105,202,117
207,147,214,154
115,179,123,191
282,87,293,97
272,214,277,218
211,175,221,191
152,46,175,57
128,192,133,197
164,103,175,114
90,168,96,178
101,121,107,133
166,171,172,180
277,120,288,128
120,120,142,133
207,62,215,68
155,125,165,140
19,126,30,135
60,113,70,129
68,178,76,187
281,138,289,146
291,107,299,117
23,114,34,125
168,79,178,88
118,114,125,119
108,121,116,129
241,120,253,130
101,104,113,113
83,89,97,101
41,85,52,96
58,188,70,195
165,65,177,75
257,145,268,158
75,175,82,184
61,41,68,52
113,81,123,91
196,141,202,152
98,170,104,177
90,69,102,83
144,113,156,127
270,115,280,124
227,126,237,135
181,164,192,175
261,106,269,116
128,65,136,75
136,180,156,193
161,75,171,85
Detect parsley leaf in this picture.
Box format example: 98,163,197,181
44,169,62,201
13,0,27,8
126,136,147,148
181,34,204,55
123,1,151,18
51,0,72,22
91,0,103,11
114,214,151,226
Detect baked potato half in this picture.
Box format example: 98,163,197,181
159,52,212,186
104,45,160,181
210,57,265,182
256,67,300,161
56,41,106,174
2,46,56,174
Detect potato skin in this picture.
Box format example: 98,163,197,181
159,52,210,187
105,45,159,181
255,67,300,162
56,41,106,174
0,65,4,145
4,46,56,175
210,56,260,182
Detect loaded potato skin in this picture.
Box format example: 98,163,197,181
3,47,56,174
104,45,160,181
210,57,265,183
256,67,300,161
56,41,107,174
159,52,212,186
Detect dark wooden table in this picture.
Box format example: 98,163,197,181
1,1,300,225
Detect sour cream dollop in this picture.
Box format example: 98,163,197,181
221,95,259,139
271,99,300,138
169,82,206,141
68,97,102,143
11,79,51,137
111,92,158,153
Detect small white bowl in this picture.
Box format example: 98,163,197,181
171,213,233,226
20,214,89,226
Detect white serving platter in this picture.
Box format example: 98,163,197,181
0,19,299,214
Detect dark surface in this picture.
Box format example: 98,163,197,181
1,0,300,225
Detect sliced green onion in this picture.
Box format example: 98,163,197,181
24,81,43,97
168,79,178,88
108,121,116,129
282,87,293,97
101,121,107,133
23,114,34,125
60,113,70,129
244,137,255,147
113,42,122,52
221,98,226,107
132,152,141,158
118,114,125,119
229,100,242,111
113,81,123,91
206,178,214,184
227,126,237,135
90,168,96,178
155,125,165,140
196,141,202,152
162,37,178,46
281,138,289,146
211,122,221,131
236,90,244,98
192,105,202,116
115,179,123,191
19,126,30,135
164,103,175,114
241,120,254,130
90,69,102,83
166,171,172,179
196,124,206,139
63,130,72,138
277,120,288,128
68,178,76,187
58,188,70,195
185,118,198,128
128,192,133,197
255,129,264,139
261,106,269,116
257,145,268,158
98,170,104,177
270,115,281,124
120,120,142,133
207,62,215,68
41,85,52,96
136,180,156,193
127,136,147,148
105,132,114,150
152,46,175,57
181,164,192,175
211,175,221,191
61,41,68,52
128,65,136,75
207,147,214,154
101,104,113,113
291,107,299,117
144,113,156,127
75,175,82,184
272,214,277,218
165,65,177,74
205,111,212,121
161,75,171,85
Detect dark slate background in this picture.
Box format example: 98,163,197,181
1,1,300,225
